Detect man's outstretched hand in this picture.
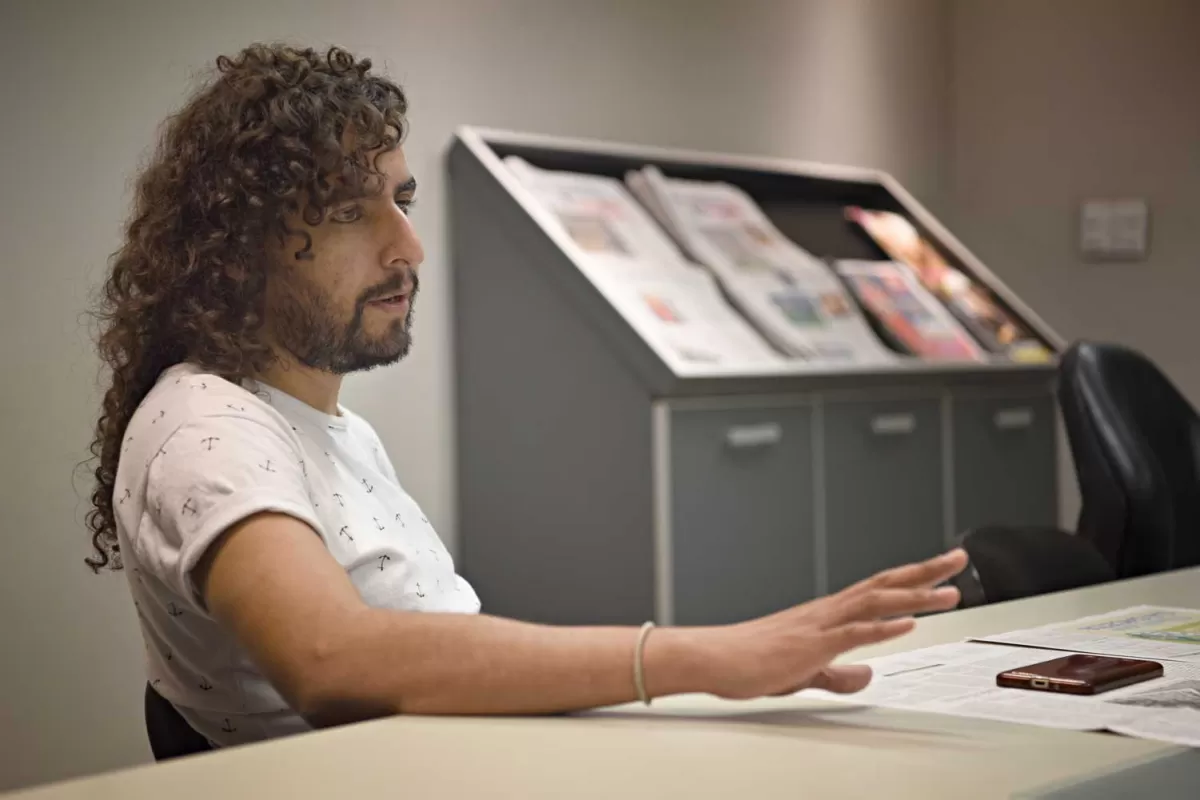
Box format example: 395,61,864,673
648,548,968,701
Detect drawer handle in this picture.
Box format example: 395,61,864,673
994,407,1034,430
870,413,916,436
725,423,783,449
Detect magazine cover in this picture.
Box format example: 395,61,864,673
835,260,986,362
845,206,1051,363
626,167,895,365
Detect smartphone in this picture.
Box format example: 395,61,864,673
996,654,1163,695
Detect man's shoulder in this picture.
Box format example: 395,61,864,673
129,363,290,442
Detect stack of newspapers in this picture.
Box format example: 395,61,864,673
503,157,782,371
505,158,1010,371
626,167,895,365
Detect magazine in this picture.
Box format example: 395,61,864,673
627,167,895,365
834,260,986,362
504,158,782,370
845,206,1052,363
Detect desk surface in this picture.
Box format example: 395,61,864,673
10,568,1200,800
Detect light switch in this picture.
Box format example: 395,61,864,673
1080,198,1150,261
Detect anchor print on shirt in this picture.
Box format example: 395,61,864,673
361,478,375,494
373,517,385,531
377,554,392,571
166,602,184,618
415,582,426,598
119,488,132,505
394,513,405,528
338,526,354,542
198,677,214,692
201,436,220,451
221,718,238,734
227,404,246,412
152,410,166,424
332,493,345,508
259,459,277,473
182,498,199,516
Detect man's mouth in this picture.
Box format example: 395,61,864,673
369,290,411,308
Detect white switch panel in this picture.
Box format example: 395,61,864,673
1080,198,1150,260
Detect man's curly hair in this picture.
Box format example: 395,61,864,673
86,44,408,572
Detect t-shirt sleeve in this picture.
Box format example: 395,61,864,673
140,411,323,614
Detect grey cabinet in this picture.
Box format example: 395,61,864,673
951,393,1058,533
823,397,946,591
668,404,815,624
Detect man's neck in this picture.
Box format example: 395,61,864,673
256,356,343,416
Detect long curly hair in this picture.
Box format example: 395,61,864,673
86,44,408,571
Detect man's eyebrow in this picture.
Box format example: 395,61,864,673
394,176,417,194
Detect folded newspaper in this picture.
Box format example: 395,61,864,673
835,260,986,362
626,167,895,366
800,606,1200,749
845,206,1052,363
504,157,781,371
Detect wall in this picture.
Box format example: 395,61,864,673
0,0,951,789
948,0,1200,522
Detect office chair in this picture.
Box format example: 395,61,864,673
144,682,212,761
953,341,1200,607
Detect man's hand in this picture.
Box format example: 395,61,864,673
649,549,967,700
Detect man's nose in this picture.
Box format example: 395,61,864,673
382,206,425,271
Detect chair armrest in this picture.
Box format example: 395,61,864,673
951,525,1118,607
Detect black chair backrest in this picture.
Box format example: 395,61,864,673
144,682,212,761
1058,341,1200,578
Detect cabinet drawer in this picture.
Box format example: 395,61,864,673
823,397,945,591
668,405,815,624
952,393,1058,532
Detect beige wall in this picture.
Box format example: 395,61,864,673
0,0,951,789
947,0,1200,523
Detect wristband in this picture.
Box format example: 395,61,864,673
634,620,656,705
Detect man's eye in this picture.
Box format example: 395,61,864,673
331,204,363,223
396,197,418,213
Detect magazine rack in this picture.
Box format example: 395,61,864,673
449,126,1063,626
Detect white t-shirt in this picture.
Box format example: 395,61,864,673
114,363,481,746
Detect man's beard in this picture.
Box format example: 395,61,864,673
270,269,419,375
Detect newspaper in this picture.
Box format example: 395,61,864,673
504,158,781,370
802,640,1200,747
835,260,986,362
973,606,1200,663
626,167,894,365
845,206,1052,363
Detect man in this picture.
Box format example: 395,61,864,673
87,43,965,748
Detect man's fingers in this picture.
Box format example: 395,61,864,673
809,664,873,694
851,549,968,593
831,585,960,625
824,617,916,656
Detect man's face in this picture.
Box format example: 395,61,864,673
266,145,424,375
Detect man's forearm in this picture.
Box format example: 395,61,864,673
302,610,709,722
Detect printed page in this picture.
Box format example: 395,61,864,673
845,206,1051,363
835,260,987,362
580,264,782,369
506,158,781,371
505,157,692,279
627,167,895,365
804,641,1200,745
972,606,1200,663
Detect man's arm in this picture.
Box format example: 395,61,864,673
198,512,965,725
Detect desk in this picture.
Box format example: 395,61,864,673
9,568,1200,800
